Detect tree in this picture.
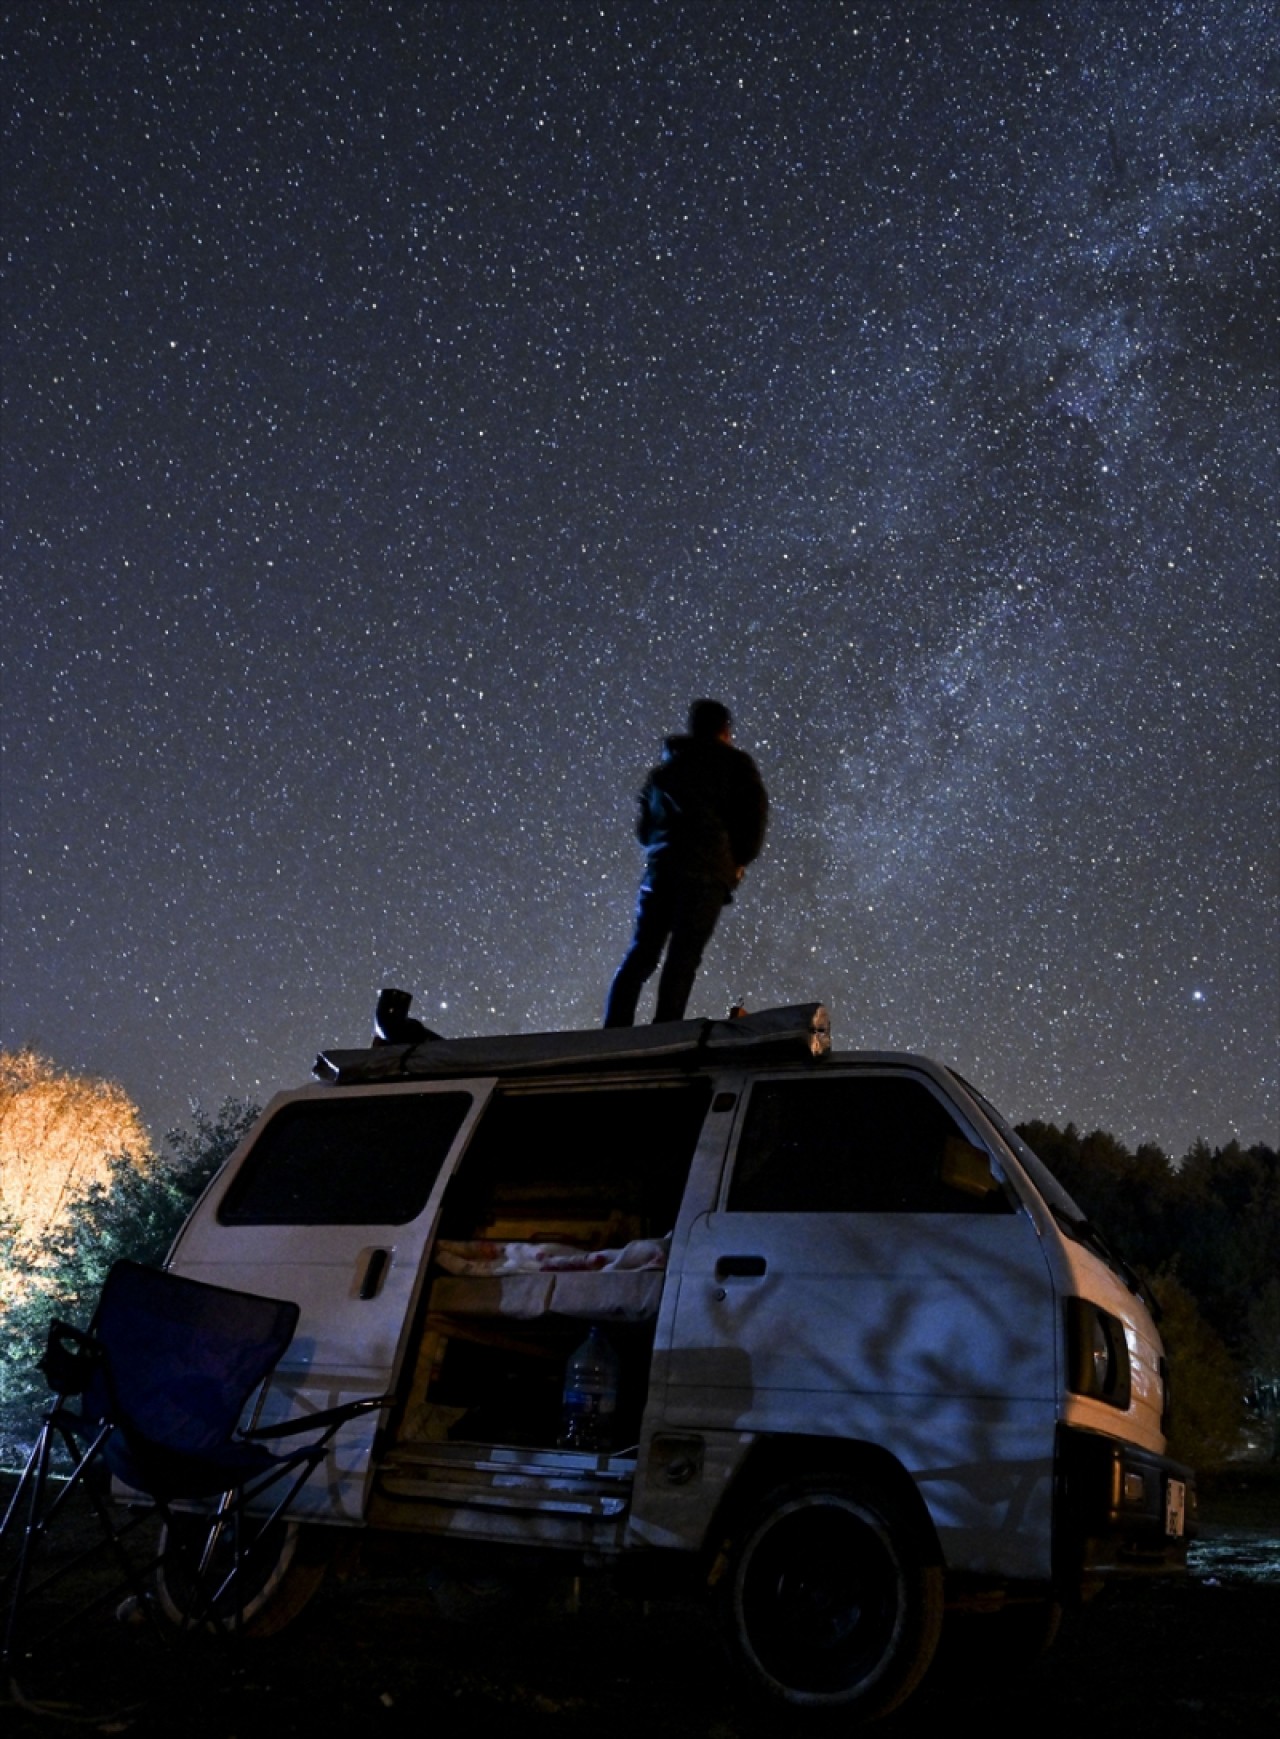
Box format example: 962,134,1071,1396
0,1098,259,1422
1170,1141,1280,1350
1015,1119,1176,1270
1148,1267,1246,1470
0,1050,150,1289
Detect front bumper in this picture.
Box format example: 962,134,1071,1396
1054,1424,1196,1595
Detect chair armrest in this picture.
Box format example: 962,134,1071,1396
39,1318,100,1396
244,1393,394,1442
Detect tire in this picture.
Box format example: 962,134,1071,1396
717,1475,943,1724
155,1514,330,1637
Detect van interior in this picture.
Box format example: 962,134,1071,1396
395,1078,713,1454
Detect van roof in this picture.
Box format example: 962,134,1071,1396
313,1002,831,1087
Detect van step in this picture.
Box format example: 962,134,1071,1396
377,1442,637,1519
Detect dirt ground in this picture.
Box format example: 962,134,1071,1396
3,1467,1278,1739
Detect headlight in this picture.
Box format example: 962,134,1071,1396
1065,1297,1132,1409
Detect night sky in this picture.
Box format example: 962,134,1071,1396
2,1,1276,1161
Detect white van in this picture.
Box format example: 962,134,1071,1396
165,1003,1193,1722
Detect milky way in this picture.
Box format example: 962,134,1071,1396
2,1,1276,1158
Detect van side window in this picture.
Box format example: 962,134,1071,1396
727,1075,1011,1213
217,1093,473,1226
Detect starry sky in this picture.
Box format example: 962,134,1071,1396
2,0,1276,1162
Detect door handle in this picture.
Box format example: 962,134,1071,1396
358,1247,391,1300
715,1254,767,1280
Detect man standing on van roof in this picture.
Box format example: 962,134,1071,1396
604,699,768,1027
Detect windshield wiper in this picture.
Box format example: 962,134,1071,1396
1054,1209,1159,1317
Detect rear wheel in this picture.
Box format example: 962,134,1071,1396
155,1514,330,1637
717,1475,942,1723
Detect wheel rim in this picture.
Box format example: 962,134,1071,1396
735,1494,906,1700
157,1513,299,1630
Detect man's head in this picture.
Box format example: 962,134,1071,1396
688,698,732,741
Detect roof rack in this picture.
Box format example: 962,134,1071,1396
313,1002,830,1087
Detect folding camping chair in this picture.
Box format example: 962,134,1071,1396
1,1259,391,1675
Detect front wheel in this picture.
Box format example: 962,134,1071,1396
155,1514,330,1637
717,1475,943,1723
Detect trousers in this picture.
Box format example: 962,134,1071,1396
603,877,728,1027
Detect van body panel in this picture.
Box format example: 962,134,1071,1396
662,1209,1059,1579
666,1212,1058,1407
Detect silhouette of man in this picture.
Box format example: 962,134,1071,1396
604,699,768,1026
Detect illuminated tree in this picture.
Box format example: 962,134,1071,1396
0,1049,150,1273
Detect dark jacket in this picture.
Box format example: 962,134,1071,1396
636,735,768,892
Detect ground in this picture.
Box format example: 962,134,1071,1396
3,1468,1277,1737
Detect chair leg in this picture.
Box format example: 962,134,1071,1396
1,1417,59,1672
2,1416,167,1675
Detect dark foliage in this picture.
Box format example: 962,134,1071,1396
1017,1120,1280,1463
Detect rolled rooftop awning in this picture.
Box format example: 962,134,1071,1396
313,1002,830,1086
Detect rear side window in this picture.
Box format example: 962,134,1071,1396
218,1092,472,1226
727,1074,1012,1213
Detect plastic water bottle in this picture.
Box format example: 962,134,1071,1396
558,1325,619,1452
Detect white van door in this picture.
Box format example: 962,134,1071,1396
664,1067,1059,1579
168,1079,495,1519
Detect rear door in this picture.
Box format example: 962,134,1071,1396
168,1080,495,1519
